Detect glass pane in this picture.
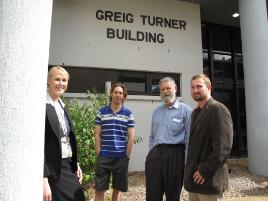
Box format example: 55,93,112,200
238,87,246,129
119,72,146,94
211,25,231,53
212,83,236,128
201,24,208,50
213,54,233,84
52,66,182,96
203,51,209,76
151,74,181,96
238,86,247,156
233,28,242,53
152,78,160,93
64,67,118,93
237,56,244,82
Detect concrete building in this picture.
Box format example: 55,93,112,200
1,4,268,200
48,0,268,175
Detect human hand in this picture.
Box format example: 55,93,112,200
76,163,83,184
43,178,52,201
95,147,100,156
193,170,205,185
126,152,131,159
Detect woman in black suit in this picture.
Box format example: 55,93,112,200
43,66,85,201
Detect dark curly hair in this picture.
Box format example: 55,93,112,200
109,82,128,103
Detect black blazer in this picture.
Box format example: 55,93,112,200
44,103,78,183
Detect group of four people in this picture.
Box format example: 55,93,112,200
43,66,233,201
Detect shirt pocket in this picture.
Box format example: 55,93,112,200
170,116,185,136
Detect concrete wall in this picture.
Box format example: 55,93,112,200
50,0,203,171
239,0,268,176
125,96,164,171
0,0,52,200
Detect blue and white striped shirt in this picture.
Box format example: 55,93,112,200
96,105,135,158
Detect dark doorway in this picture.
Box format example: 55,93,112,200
202,23,247,157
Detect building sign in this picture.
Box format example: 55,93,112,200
96,9,187,44
49,0,202,73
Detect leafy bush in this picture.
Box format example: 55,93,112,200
63,91,109,184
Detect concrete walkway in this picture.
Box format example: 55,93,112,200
225,196,268,201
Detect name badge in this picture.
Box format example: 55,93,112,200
172,118,181,123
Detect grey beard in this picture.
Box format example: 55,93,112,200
162,94,176,104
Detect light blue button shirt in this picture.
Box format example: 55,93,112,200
149,98,192,151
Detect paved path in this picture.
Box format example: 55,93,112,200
226,196,268,201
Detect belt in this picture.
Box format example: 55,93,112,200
62,157,72,162
156,143,185,148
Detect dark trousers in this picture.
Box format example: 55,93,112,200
145,144,185,201
49,158,86,201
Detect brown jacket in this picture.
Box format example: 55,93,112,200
184,98,233,194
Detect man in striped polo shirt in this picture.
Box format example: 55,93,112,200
94,82,135,201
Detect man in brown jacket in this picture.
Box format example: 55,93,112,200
184,74,233,201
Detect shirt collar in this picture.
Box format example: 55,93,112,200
172,98,180,109
198,97,213,110
108,104,124,113
161,98,180,109
46,92,65,107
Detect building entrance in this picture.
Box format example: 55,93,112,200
202,23,247,157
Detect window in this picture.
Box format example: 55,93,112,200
212,83,236,125
49,66,181,96
201,24,209,50
233,28,242,54
211,25,231,53
238,86,247,156
150,73,181,96
202,22,246,157
119,71,146,95
236,56,244,83
213,54,233,84
203,51,209,76
63,67,118,93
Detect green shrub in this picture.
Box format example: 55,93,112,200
63,91,109,185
